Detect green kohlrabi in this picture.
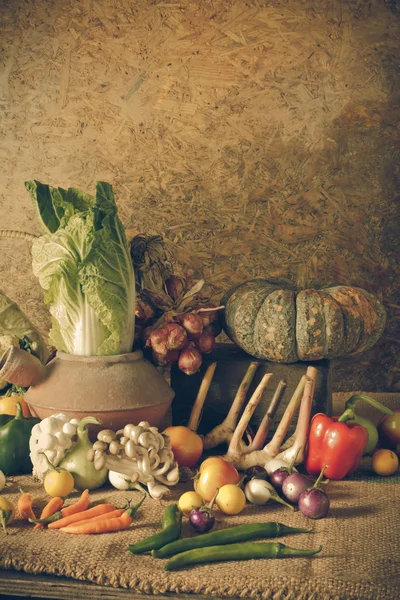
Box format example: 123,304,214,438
25,180,135,356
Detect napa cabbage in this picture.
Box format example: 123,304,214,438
25,180,135,356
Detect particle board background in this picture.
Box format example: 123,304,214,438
0,0,399,392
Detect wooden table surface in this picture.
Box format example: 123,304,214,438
0,571,231,600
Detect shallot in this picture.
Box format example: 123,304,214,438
196,330,215,354
179,312,203,338
178,345,203,375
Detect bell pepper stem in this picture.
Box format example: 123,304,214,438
337,408,355,423
344,394,394,417
14,401,23,420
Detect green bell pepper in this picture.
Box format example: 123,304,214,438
339,394,394,455
0,402,40,475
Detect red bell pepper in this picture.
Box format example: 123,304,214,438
304,413,369,480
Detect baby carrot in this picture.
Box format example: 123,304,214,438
47,503,116,529
17,489,37,521
67,508,126,528
30,488,90,527
60,488,90,517
34,496,64,530
60,495,146,535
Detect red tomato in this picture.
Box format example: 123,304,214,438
163,426,203,468
378,410,400,450
196,460,240,502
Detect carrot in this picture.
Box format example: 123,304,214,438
60,488,90,517
17,489,37,521
59,495,146,535
34,496,64,530
47,503,116,530
67,508,126,528
29,488,91,527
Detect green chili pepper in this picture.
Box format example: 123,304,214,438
128,504,182,554
152,521,312,559
0,402,40,475
164,541,322,571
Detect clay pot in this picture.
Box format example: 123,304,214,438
0,345,46,388
25,350,174,431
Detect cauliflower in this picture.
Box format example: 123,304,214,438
29,413,80,480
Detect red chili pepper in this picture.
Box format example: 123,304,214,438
304,413,369,480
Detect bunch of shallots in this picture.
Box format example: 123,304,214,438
130,235,222,375
135,280,222,375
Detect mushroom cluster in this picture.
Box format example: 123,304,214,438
88,421,179,499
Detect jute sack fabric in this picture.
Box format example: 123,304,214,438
0,393,399,600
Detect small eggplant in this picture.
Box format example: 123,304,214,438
298,466,330,519
282,472,314,504
189,489,218,534
270,447,301,490
244,478,294,510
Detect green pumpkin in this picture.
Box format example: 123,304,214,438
222,281,386,363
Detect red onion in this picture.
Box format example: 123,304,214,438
178,345,203,375
205,321,222,337
148,327,168,354
196,330,215,354
149,323,188,355
198,304,219,326
135,298,155,322
164,323,188,351
141,325,154,346
165,276,186,302
152,349,180,366
179,312,203,338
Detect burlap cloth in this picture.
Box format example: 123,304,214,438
0,393,399,600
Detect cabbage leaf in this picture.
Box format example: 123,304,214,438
25,181,135,356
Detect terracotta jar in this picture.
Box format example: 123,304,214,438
22,350,174,431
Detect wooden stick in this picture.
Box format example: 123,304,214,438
187,362,217,432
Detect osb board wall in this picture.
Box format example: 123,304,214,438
0,0,399,392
